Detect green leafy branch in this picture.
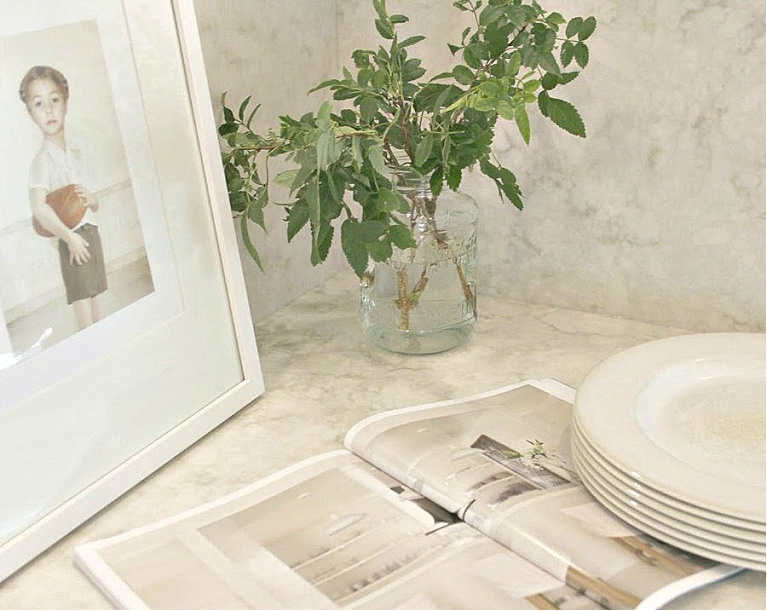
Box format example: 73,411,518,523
219,0,596,276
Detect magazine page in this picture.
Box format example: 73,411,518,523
344,379,719,609
75,450,602,610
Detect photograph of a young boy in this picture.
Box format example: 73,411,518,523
19,65,107,330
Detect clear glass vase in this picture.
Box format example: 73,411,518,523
359,168,478,354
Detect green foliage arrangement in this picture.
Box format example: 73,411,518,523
219,0,595,276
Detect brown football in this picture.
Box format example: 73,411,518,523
33,184,86,237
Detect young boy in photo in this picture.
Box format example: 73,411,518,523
19,65,107,330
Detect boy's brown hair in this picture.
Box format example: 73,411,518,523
19,65,69,106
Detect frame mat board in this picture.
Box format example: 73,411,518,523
0,0,264,582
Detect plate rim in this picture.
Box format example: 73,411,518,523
573,452,766,571
572,418,766,532
572,441,765,552
574,332,766,521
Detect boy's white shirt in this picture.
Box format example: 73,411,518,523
28,137,97,233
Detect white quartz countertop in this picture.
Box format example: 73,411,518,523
0,272,764,609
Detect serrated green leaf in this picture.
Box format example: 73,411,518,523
413,83,463,120
452,65,475,85
323,171,344,215
372,0,386,19
366,239,392,262
579,16,597,41
379,188,403,212
479,157,523,209
463,44,482,69
537,90,550,116
506,51,522,77
227,175,244,194
240,213,263,270
430,166,444,197
237,96,251,121
473,97,496,112
275,169,298,189
341,219,368,277
228,191,247,214
359,95,378,123
308,78,341,94
316,130,334,171
393,192,410,213
541,73,559,90
286,201,309,242
558,71,579,85
515,105,531,144
313,221,333,264
566,17,583,39
547,12,566,25
368,142,387,177
414,133,434,167
218,122,238,136
497,98,515,120
402,58,427,83
537,52,560,75
317,100,332,126
479,80,502,97
523,79,541,92
305,180,321,224
245,104,259,128
335,125,359,136
401,35,426,48
247,199,265,230
357,68,372,87
351,135,363,170
541,96,585,137
479,4,504,26
375,19,394,39
388,224,416,249
359,220,387,242
292,154,317,193
446,165,462,190
332,87,360,101
574,42,589,68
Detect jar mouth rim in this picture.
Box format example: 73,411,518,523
390,165,429,182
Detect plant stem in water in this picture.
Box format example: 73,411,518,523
395,267,411,331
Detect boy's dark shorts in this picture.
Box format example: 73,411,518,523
58,223,107,304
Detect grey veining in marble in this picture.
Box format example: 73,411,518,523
0,272,763,609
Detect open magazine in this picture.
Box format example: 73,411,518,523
75,379,741,609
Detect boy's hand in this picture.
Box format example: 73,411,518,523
65,231,91,266
75,185,99,212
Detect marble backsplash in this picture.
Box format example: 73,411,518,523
194,0,345,321
194,0,765,332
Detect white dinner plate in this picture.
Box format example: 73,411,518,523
574,333,766,522
573,451,766,571
572,419,766,534
572,440,764,553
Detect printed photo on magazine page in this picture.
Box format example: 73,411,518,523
76,451,601,610
344,382,717,609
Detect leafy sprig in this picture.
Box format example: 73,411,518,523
219,0,595,276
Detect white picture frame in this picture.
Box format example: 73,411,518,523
0,0,264,581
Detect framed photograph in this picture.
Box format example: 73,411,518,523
0,0,265,580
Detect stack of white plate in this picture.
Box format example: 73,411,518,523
572,333,766,571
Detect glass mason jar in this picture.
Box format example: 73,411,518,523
359,168,479,354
